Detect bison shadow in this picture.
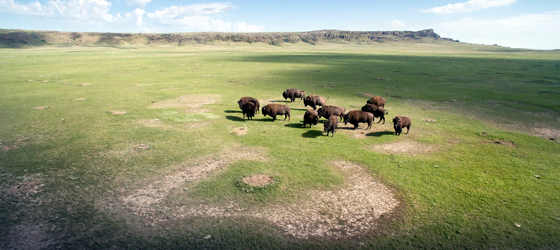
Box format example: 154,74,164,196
224,110,242,113
269,100,292,103
225,115,246,122
302,130,323,138
284,123,312,129
366,131,394,137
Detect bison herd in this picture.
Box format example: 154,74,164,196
237,88,411,137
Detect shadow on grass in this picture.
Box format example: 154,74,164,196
302,130,323,138
225,115,245,122
366,131,395,137
224,110,241,113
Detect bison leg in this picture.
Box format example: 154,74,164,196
332,128,335,137
366,122,372,130
353,123,359,130
406,126,410,135
272,115,277,122
338,115,343,123
286,113,290,121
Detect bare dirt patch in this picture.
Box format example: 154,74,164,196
242,174,274,187
369,140,438,154
114,146,267,218
148,94,220,113
79,83,92,86
229,126,248,136
532,128,560,141
73,98,86,101
33,106,47,110
358,93,375,98
174,161,399,239
338,123,388,139
137,119,164,128
109,110,127,115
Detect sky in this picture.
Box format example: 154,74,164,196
0,0,559,50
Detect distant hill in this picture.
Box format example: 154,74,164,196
0,29,458,48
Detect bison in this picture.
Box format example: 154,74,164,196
361,104,388,124
241,102,257,120
393,116,411,136
366,96,386,108
282,88,305,102
238,96,260,114
303,109,319,128
323,115,338,137
317,105,346,122
343,110,373,130
262,103,291,122
303,95,327,110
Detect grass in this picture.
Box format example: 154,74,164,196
0,41,559,249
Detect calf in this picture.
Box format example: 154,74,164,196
367,96,386,108
238,96,260,114
282,88,305,102
393,116,411,136
343,110,373,130
361,104,388,124
241,102,257,120
317,105,346,122
304,95,327,110
323,115,338,137
262,103,291,122
303,109,319,128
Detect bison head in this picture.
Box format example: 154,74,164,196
317,108,325,118
262,106,268,116
323,120,331,132
343,114,350,125
392,117,401,129
282,90,289,100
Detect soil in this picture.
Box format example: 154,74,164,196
148,94,220,113
242,174,274,187
109,110,127,115
229,127,248,136
370,140,437,154
79,83,91,86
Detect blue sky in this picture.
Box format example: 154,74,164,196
1,0,559,49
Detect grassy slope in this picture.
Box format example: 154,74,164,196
0,42,559,249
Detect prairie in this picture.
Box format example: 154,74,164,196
1,41,559,249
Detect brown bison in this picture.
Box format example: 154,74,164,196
393,116,411,136
317,105,346,122
343,110,373,130
303,109,319,128
282,88,305,102
241,102,257,120
262,103,291,122
366,96,386,108
361,104,388,124
323,115,338,137
238,96,260,114
303,95,327,110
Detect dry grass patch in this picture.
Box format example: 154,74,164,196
79,83,92,86
173,161,399,239
148,94,220,113
33,106,47,110
113,146,267,218
242,174,274,187
109,110,127,115
369,140,438,154
532,128,560,141
229,126,248,136
73,98,86,101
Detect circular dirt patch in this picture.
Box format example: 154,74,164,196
242,174,274,187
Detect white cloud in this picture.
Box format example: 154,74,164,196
117,8,145,26
434,11,560,49
234,22,265,32
147,3,235,19
125,0,150,8
389,20,406,28
423,0,515,14
0,0,114,22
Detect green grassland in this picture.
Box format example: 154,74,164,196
1,41,559,249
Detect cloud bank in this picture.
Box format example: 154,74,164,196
423,0,515,14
